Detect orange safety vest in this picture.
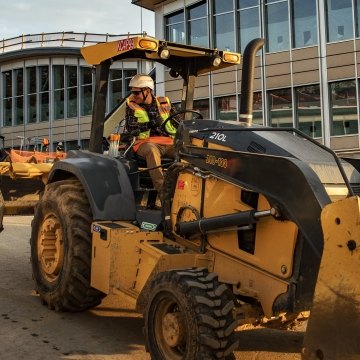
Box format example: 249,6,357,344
126,95,176,152
126,95,177,138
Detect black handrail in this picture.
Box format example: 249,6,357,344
188,126,355,196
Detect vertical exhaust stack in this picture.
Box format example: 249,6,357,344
239,38,265,126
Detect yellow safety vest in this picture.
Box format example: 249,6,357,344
126,96,177,139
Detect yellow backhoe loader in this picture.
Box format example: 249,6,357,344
29,35,360,359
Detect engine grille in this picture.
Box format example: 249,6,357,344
351,184,360,195
247,141,266,154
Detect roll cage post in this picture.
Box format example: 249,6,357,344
89,61,111,153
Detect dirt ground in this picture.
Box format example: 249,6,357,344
0,215,306,360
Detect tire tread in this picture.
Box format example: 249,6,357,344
30,179,105,312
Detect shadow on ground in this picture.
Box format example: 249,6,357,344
236,327,304,353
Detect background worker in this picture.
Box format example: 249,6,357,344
125,74,178,195
56,141,64,152
42,138,49,152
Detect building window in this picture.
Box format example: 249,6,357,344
65,140,79,151
53,65,64,120
81,138,90,150
292,0,318,48
252,92,263,125
326,0,353,42
165,10,185,44
27,67,37,124
108,68,137,112
124,69,137,95
268,88,293,127
215,95,237,120
237,0,260,53
330,80,358,136
39,66,49,122
194,98,210,118
66,66,78,118
295,84,322,138
80,67,93,116
14,69,24,126
173,99,209,118
357,1,360,37
109,69,123,110
187,1,208,47
2,71,12,127
265,0,289,52
213,0,235,51
29,136,43,151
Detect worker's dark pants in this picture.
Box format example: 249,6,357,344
136,142,175,192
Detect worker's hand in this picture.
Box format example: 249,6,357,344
130,129,141,137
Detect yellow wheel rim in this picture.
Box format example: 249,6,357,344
37,214,64,282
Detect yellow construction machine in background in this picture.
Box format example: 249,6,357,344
0,146,66,220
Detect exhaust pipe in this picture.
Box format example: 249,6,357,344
239,38,265,126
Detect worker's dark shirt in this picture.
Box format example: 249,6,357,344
125,95,178,137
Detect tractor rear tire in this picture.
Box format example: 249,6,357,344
30,179,105,311
145,268,238,359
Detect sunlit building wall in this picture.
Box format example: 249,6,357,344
0,32,147,151
134,0,360,156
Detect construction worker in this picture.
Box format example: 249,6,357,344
42,138,49,152
125,74,178,196
56,142,64,153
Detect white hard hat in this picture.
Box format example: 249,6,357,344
58,142,63,146
129,74,154,91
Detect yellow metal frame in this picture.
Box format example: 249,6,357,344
81,35,241,72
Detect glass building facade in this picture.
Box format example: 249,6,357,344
0,32,141,151
135,0,360,155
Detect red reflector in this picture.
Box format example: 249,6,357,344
177,180,185,190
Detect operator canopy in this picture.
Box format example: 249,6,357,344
80,35,241,79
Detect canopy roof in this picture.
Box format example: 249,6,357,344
81,35,241,78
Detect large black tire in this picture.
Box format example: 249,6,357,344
145,268,238,360
30,179,105,311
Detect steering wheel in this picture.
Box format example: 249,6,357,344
162,109,203,130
